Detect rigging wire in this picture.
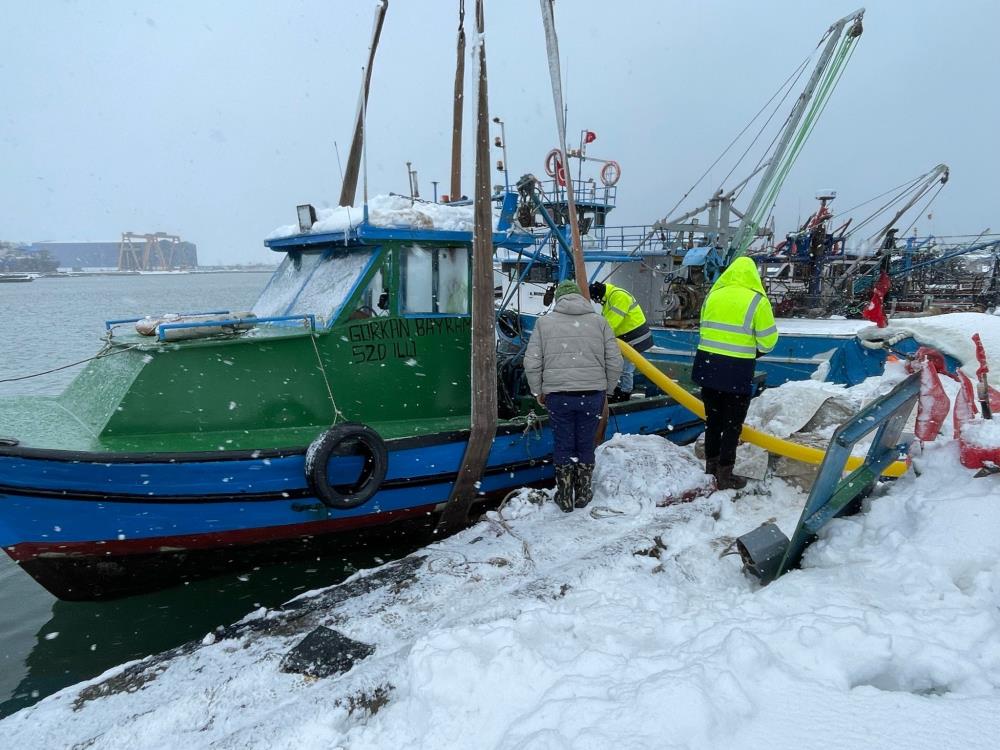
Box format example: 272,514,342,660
731,36,860,257
841,175,928,238
659,53,813,223
835,173,928,217
897,182,946,240
721,60,811,198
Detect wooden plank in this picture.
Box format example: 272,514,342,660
449,0,466,201
338,1,388,208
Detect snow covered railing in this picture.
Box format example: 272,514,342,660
155,314,316,342
105,311,231,331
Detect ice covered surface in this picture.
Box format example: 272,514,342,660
877,312,1000,377
268,194,476,239
775,317,875,336
4,427,1000,748
961,418,1000,449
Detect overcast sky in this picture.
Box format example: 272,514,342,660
2,0,997,264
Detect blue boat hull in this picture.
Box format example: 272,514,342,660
514,313,889,387
647,327,888,387
0,398,702,600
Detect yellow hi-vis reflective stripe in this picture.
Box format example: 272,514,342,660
698,290,763,359
604,286,645,337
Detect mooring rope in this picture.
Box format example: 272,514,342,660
0,343,140,384
309,332,343,423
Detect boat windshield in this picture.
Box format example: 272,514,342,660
252,248,376,324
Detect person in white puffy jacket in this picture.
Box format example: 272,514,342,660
523,280,623,512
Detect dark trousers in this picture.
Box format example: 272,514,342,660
701,387,752,467
547,391,605,465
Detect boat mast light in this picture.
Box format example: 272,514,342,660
297,204,317,233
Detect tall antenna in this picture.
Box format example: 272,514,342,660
333,140,345,184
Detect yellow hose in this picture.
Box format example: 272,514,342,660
619,340,908,478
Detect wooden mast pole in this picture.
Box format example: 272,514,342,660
338,1,388,208
449,0,466,201
437,0,497,534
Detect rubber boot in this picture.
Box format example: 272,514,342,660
716,464,748,491
573,463,594,509
705,456,719,478
553,464,575,512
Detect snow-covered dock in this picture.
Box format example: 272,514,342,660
3,313,1000,749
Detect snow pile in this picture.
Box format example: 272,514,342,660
268,195,475,239
3,428,1000,748
961,419,1000,449
873,313,1000,378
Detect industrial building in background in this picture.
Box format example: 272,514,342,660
28,233,198,272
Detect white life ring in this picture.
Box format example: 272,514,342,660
544,148,561,177
600,161,621,187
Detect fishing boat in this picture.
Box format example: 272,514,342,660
496,8,980,388
750,176,1000,320
0,201,705,601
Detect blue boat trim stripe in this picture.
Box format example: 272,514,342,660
0,456,553,504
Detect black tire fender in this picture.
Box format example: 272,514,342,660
305,422,388,509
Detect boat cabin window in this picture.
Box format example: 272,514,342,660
253,247,377,324
350,266,390,319
763,263,789,279
401,244,469,315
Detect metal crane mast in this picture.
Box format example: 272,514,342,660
727,8,865,263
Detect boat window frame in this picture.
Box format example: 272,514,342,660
253,245,383,327
398,242,471,319
313,246,384,328
332,247,393,325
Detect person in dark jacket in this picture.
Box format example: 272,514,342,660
691,258,778,490
524,280,623,511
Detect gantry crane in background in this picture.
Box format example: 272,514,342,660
117,232,185,271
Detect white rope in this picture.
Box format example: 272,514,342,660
309,333,343,423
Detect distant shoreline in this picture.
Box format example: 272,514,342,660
38,268,276,278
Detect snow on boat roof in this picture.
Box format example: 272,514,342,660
267,194,475,240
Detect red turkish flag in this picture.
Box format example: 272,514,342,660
584,130,597,144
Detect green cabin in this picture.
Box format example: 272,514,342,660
0,223,535,454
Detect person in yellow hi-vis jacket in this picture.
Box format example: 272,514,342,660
691,257,778,490
587,281,653,402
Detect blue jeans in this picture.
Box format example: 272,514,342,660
546,391,605,465
619,360,636,392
